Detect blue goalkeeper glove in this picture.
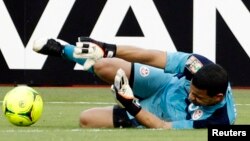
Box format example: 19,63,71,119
111,69,141,117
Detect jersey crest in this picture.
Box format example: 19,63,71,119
188,103,203,120
139,66,150,77
192,109,203,120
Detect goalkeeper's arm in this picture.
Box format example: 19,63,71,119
75,37,167,69
114,87,172,129
135,109,172,129
115,45,166,69
112,68,171,129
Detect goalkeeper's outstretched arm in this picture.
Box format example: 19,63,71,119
74,37,167,70
135,109,172,129
112,68,172,129
115,45,167,69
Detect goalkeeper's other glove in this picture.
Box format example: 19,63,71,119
111,69,141,117
73,37,117,70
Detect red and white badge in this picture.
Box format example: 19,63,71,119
139,66,150,77
192,109,203,120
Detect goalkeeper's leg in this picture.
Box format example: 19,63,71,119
79,105,139,128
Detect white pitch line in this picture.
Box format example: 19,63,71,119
235,104,250,106
46,101,115,105
0,128,116,133
2,129,44,133
0,128,166,133
46,102,250,106
0,101,249,106
0,101,115,105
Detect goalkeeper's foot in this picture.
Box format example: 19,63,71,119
33,38,68,57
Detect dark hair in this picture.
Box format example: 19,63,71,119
192,64,228,97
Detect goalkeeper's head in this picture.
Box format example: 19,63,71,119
189,64,229,106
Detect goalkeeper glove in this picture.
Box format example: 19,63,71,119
73,37,117,70
111,69,141,117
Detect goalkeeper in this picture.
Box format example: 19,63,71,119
33,37,236,129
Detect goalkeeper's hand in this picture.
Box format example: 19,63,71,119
73,37,117,70
111,68,141,116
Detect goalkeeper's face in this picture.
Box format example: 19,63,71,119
188,84,223,106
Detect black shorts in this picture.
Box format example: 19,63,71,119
113,105,140,128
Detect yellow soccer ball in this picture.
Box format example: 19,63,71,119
2,86,43,126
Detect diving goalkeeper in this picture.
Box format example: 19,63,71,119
33,37,237,129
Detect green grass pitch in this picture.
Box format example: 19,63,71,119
0,86,249,141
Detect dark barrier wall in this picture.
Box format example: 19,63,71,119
0,0,250,86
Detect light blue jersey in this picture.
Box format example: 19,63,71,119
132,52,237,129
62,45,237,129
